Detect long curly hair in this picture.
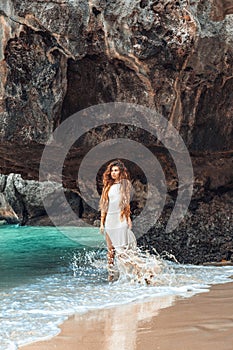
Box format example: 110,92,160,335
99,160,131,220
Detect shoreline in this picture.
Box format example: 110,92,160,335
21,280,233,350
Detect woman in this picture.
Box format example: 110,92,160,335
99,160,137,279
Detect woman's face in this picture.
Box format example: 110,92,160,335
111,166,120,181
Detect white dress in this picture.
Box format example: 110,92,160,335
105,183,137,251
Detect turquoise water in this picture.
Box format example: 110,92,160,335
1,225,233,350
0,225,105,289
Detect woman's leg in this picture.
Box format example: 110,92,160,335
105,233,115,266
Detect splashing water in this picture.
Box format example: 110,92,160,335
1,225,233,350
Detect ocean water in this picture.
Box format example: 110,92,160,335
1,225,233,350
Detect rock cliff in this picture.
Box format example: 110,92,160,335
0,0,232,263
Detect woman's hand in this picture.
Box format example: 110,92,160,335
100,212,106,234
100,224,105,234
127,217,132,230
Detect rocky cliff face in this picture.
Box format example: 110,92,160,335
0,0,232,149
0,0,232,264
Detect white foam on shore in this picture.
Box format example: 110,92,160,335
1,260,233,350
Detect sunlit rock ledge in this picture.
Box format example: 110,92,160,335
0,192,19,224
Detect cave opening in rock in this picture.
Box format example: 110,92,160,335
61,55,117,121
61,54,150,122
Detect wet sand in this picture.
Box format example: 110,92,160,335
21,281,233,350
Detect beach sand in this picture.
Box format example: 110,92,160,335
21,281,233,350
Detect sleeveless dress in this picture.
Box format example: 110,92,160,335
105,183,137,252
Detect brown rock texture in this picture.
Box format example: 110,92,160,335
211,0,233,20
0,0,232,263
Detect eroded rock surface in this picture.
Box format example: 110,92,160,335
0,0,232,150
